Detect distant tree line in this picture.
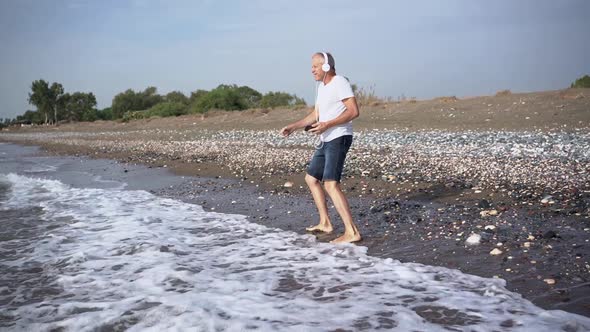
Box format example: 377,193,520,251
570,75,590,88
2,80,306,127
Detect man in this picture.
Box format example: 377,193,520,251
280,52,362,244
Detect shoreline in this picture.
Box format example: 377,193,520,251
2,89,590,316
2,138,589,317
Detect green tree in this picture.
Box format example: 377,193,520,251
28,79,51,124
111,87,164,119
190,85,248,113
96,107,113,120
49,82,64,124
145,101,188,117
67,92,98,121
56,93,71,122
259,91,304,108
570,75,590,88
140,86,163,109
112,89,138,119
236,85,262,108
27,80,66,124
189,89,209,104
165,91,189,105
16,110,44,124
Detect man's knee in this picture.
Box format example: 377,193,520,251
323,180,340,194
305,174,320,186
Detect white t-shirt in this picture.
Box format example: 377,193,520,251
316,75,355,142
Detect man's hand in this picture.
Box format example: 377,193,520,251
308,122,329,135
280,125,295,137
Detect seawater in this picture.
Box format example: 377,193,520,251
1,142,589,332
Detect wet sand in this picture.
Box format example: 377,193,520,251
1,88,589,317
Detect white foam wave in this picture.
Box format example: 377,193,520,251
1,173,589,331
23,163,58,173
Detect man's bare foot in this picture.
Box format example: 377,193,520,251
330,233,362,244
305,224,333,233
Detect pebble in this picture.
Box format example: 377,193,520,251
544,278,556,285
3,128,588,198
541,195,554,204
283,181,294,188
466,233,481,245
490,248,503,255
480,210,498,217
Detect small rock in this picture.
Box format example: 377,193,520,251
542,230,557,239
478,199,491,208
283,181,294,188
544,278,556,285
490,248,503,255
466,234,481,245
480,210,498,217
484,225,496,231
523,242,531,248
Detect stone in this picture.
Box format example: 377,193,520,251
466,233,481,245
490,248,503,255
478,199,491,208
480,210,498,217
541,195,553,204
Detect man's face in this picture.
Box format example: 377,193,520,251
311,56,324,81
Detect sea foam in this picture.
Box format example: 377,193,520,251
1,173,589,331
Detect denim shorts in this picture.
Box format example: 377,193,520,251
306,135,353,182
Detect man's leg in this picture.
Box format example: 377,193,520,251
324,181,361,243
305,174,333,233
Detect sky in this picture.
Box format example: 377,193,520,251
0,0,589,119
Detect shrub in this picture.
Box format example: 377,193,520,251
351,84,391,106
121,110,146,122
570,75,590,88
495,89,512,97
145,101,188,117
189,85,248,114
260,92,304,108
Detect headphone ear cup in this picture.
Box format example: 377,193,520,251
322,63,330,72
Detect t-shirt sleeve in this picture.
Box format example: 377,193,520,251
336,77,354,101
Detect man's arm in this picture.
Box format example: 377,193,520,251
280,108,318,137
309,97,359,134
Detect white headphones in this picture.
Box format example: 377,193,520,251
321,52,331,72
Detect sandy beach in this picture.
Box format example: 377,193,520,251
2,88,590,317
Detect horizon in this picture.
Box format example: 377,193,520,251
1,0,589,119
